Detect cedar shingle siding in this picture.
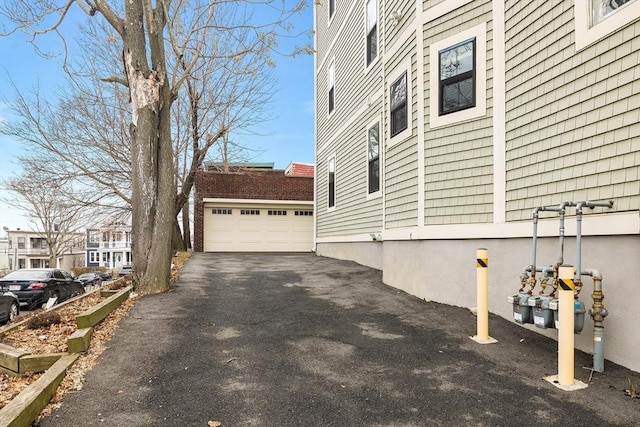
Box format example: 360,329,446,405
314,0,640,372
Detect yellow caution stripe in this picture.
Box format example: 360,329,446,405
559,278,575,291
476,258,488,268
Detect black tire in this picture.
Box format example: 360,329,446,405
8,302,18,323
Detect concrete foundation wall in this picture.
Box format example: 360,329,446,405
316,242,383,271
316,235,640,373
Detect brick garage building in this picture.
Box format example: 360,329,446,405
194,163,314,252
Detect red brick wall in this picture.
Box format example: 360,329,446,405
193,170,314,251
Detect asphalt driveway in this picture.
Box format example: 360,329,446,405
40,253,639,426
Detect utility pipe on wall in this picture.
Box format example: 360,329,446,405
575,200,612,373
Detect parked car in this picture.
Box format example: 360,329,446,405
118,266,133,277
97,271,112,282
0,268,85,310
0,290,19,325
76,272,103,288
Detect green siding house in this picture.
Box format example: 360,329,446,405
314,0,640,373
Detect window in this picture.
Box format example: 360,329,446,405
328,61,335,114
574,0,639,50
328,157,336,208
329,0,335,20
366,0,378,66
429,23,486,128
89,231,100,243
89,251,98,263
591,0,633,25
439,38,476,115
390,72,408,137
212,208,232,215
240,209,260,215
17,237,25,249
295,210,314,216
268,210,287,216
367,122,380,194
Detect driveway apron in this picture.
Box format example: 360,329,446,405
39,253,639,426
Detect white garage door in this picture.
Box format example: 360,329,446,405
203,203,314,252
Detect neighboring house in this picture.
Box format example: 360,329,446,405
194,162,314,252
6,229,85,272
85,222,132,270
0,238,10,277
314,1,639,372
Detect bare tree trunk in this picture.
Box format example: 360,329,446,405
223,133,229,173
124,1,174,294
172,217,186,251
182,202,192,250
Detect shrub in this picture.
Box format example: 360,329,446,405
26,311,63,329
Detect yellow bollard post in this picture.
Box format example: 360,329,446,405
471,248,497,344
558,265,575,386
544,264,587,390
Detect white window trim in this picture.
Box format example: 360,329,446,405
387,59,412,145
328,59,336,118
364,0,379,71
366,117,382,200
328,155,336,211
574,0,640,51
429,22,487,129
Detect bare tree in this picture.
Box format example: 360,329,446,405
1,165,92,266
1,0,310,294
171,18,278,249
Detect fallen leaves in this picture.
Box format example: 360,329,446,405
0,251,191,419
0,289,136,414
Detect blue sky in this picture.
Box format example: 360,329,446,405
0,3,315,232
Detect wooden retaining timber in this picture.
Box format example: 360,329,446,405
67,328,94,353
76,287,132,329
17,353,66,374
0,285,134,426
0,343,29,373
0,354,79,427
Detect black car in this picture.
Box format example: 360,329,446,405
76,272,103,288
0,268,85,310
0,290,19,325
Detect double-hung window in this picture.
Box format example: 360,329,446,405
390,72,408,137
591,0,634,25
439,38,476,115
366,0,378,66
328,157,336,208
574,0,639,50
367,122,380,194
429,23,486,128
328,61,335,115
